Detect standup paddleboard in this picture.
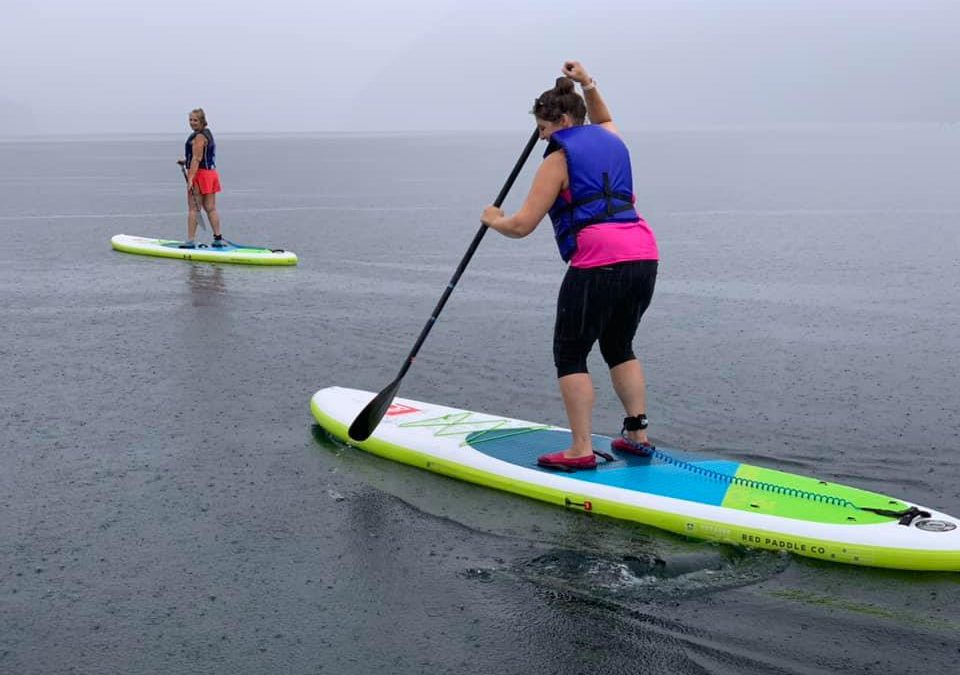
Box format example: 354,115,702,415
311,386,960,571
111,234,298,265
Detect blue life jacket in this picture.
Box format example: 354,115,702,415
545,125,638,261
185,128,216,169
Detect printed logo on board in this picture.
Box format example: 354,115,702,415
386,403,420,416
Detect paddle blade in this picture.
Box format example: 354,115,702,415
348,379,401,441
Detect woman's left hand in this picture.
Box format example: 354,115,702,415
481,205,504,227
562,60,591,86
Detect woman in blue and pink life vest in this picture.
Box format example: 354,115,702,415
481,61,659,471
176,107,225,248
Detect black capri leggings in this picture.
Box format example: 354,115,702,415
553,260,658,378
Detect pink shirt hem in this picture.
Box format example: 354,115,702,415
569,217,659,269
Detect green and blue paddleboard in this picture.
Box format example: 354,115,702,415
311,386,960,572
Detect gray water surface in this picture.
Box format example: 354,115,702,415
2,127,959,674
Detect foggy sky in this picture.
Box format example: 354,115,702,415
2,0,958,135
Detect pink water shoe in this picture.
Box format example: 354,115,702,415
537,451,598,471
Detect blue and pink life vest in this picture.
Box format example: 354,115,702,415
545,125,639,261
185,128,216,169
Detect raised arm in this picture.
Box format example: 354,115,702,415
562,61,619,136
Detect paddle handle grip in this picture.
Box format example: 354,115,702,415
396,128,540,380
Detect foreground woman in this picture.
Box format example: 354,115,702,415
481,61,659,470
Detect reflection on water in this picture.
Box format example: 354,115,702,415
180,263,229,397
187,263,226,305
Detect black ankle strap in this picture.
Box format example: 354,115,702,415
622,414,648,431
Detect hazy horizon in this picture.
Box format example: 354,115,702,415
3,0,958,136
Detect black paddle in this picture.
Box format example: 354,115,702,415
179,162,208,231
348,128,541,441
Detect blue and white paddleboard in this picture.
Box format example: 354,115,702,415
111,234,297,265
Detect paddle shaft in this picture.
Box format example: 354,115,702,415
180,164,208,231
393,128,540,382
348,128,540,441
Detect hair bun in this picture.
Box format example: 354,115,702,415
554,77,575,94
532,77,586,125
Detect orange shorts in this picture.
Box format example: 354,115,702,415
193,168,221,195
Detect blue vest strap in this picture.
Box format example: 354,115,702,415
563,172,636,225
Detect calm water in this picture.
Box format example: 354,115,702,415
1,126,959,674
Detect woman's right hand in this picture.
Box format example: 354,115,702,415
481,205,504,227
562,61,592,86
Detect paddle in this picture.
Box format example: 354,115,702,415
348,128,541,441
179,162,208,231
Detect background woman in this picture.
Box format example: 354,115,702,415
177,107,224,248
